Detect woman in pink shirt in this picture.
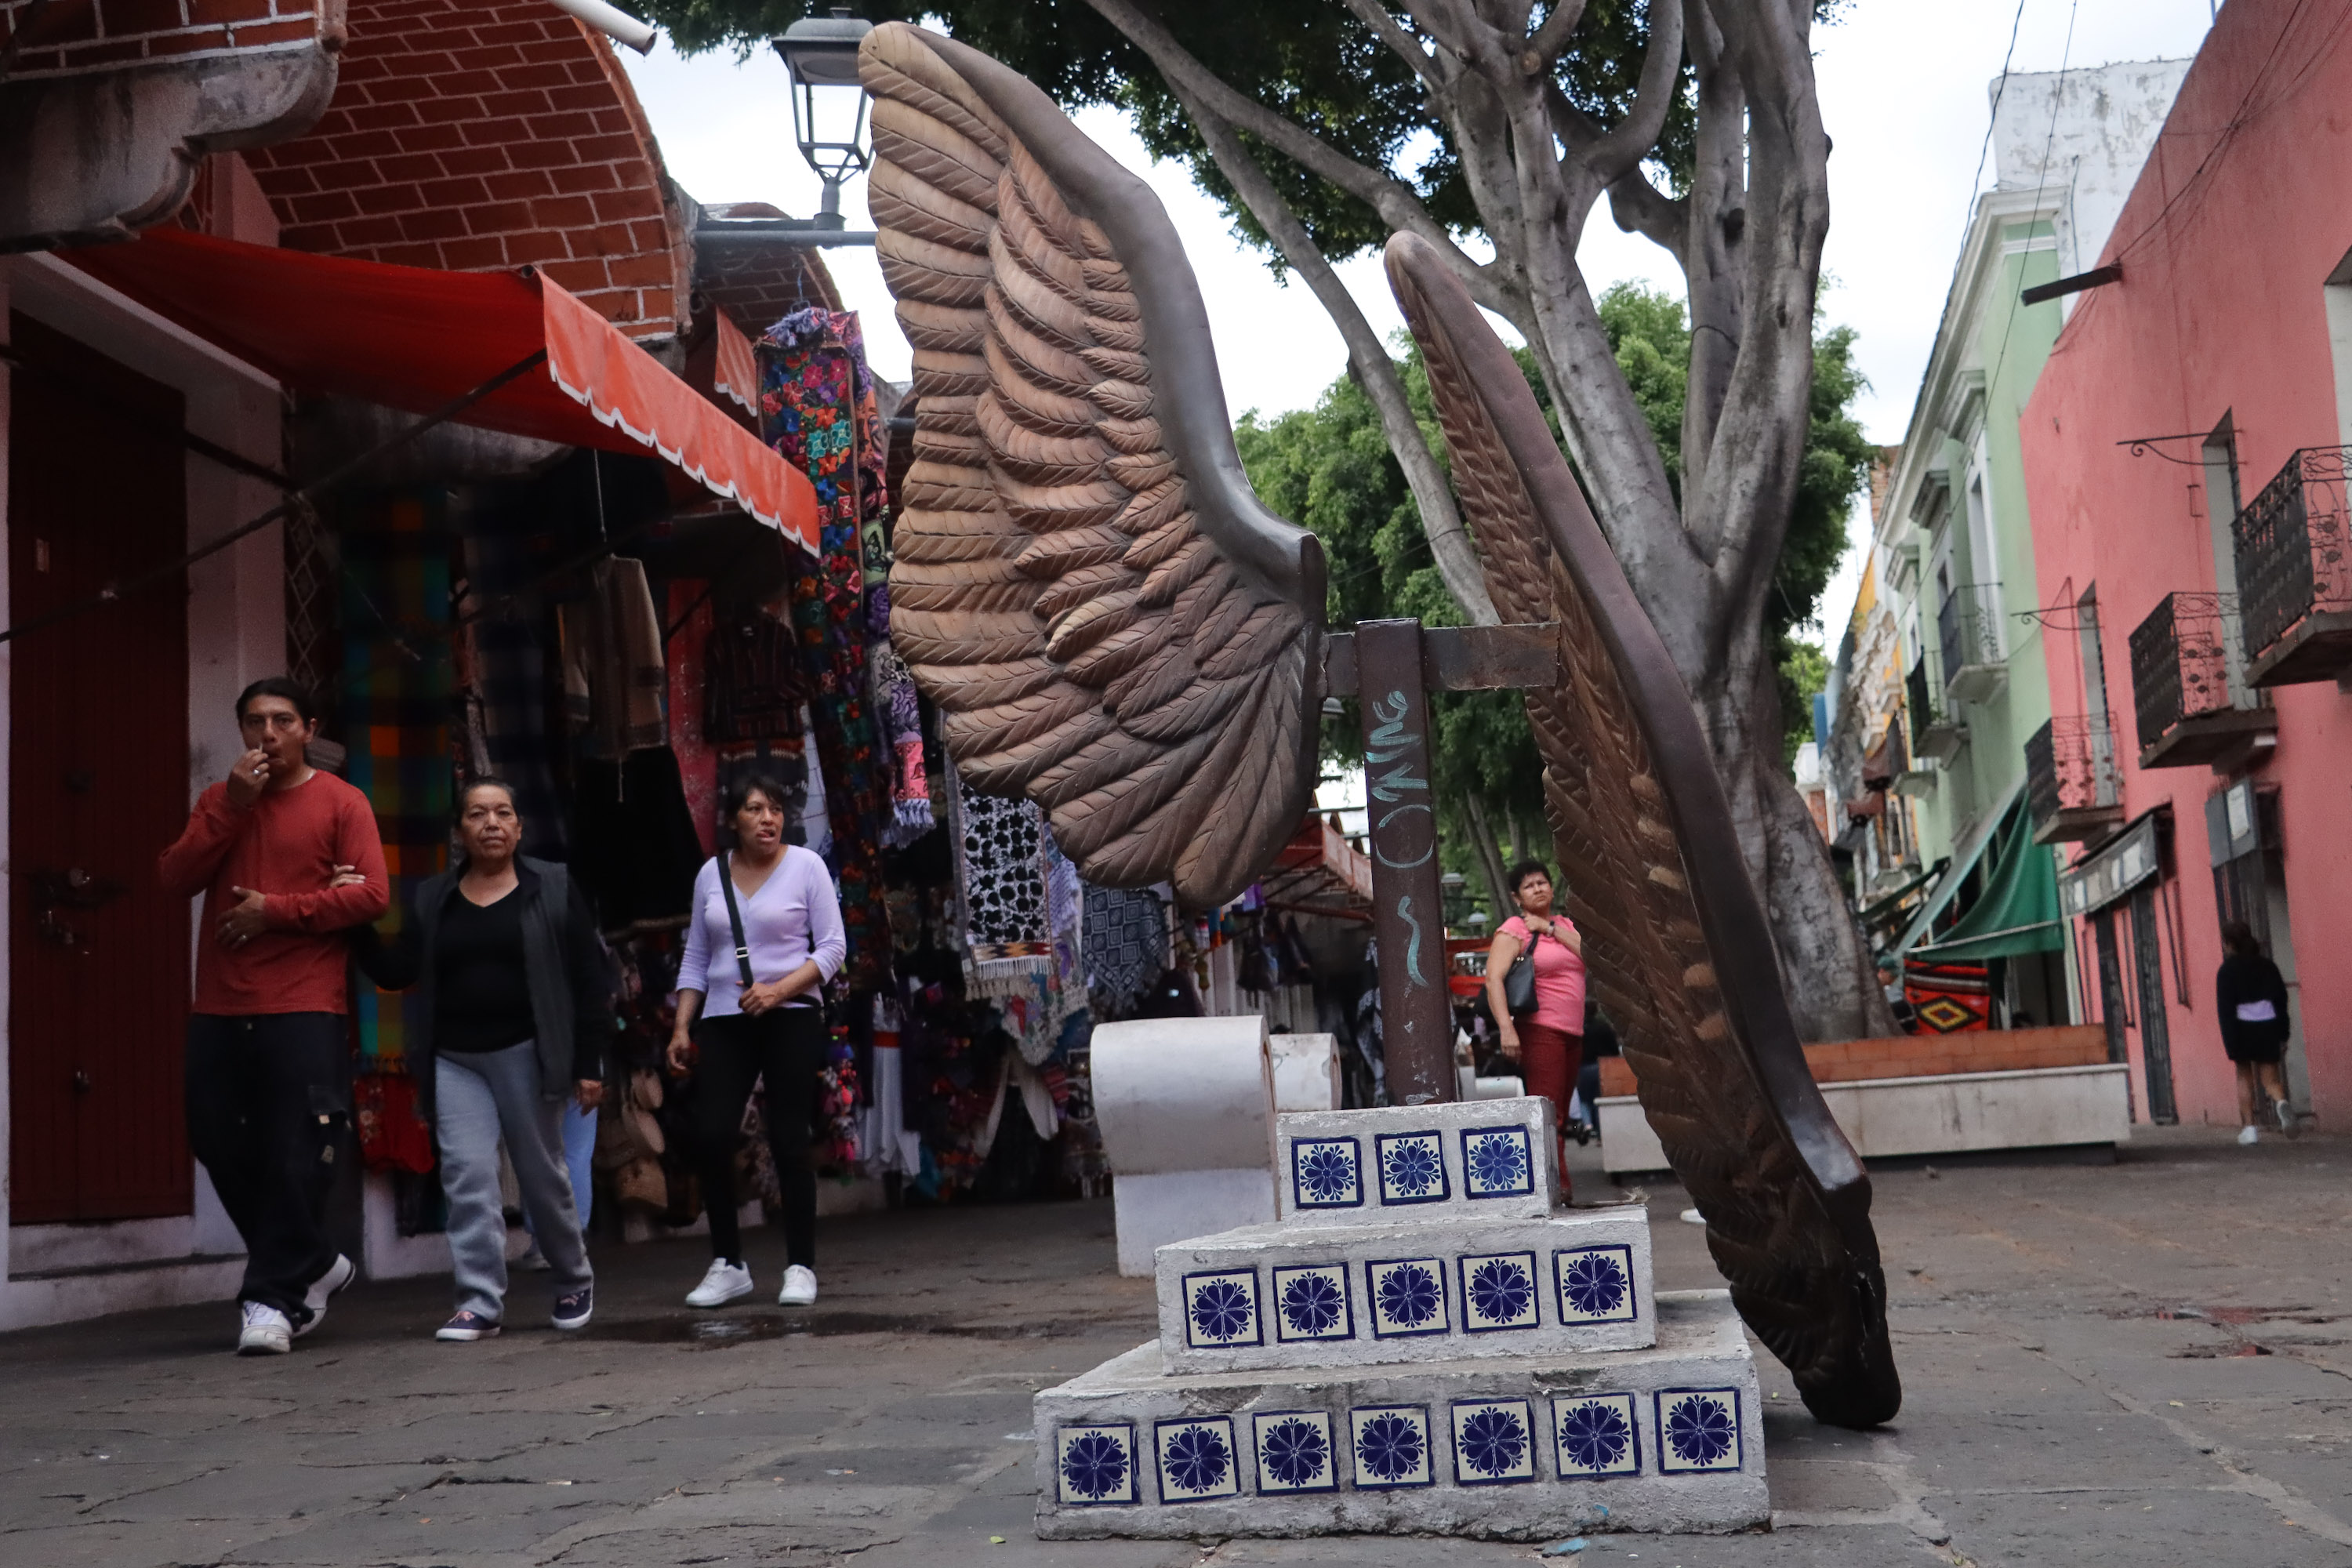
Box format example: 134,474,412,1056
1483,860,1587,1186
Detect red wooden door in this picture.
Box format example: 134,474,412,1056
8,312,194,1223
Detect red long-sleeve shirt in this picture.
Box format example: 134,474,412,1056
158,772,390,1015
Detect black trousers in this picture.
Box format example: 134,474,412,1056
693,1007,826,1269
185,1013,350,1320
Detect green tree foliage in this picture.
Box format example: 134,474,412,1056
1236,283,1867,919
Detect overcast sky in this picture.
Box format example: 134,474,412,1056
621,0,2220,646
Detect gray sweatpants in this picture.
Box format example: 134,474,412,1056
434,1043,592,1319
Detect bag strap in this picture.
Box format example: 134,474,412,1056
717,850,757,990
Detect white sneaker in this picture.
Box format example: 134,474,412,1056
685,1258,753,1308
296,1254,355,1338
237,1301,293,1356
1679,1208,1707,1225
779,1265,818,1307
2274,1099,2295,1134
2238,1125,2260,1145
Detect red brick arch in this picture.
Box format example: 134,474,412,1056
241,0,687,339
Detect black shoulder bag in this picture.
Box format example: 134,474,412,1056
1502,920,1548,1018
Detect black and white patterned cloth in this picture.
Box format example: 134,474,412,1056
1082,885,1167,1017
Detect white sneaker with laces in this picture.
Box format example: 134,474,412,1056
2238,1124,2260,1145
779,1265,818,1306
238,1301,293,1356
2275,1099,2294,1133
685,1258,753,1308
296,1253,355,1338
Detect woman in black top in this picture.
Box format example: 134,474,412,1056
354,779,612,1340
2215,920,2292,1142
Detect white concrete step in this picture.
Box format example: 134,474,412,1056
1033,1290,1765,1540
1152,1206,1656,1371
1275,1097,1563,1224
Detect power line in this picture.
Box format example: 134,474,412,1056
1983,0,2078,404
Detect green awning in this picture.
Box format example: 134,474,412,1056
1911,792,2064,962
1891,775,2025,956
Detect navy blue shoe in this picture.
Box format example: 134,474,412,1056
551,1286,593,1332
435,1310,500,1342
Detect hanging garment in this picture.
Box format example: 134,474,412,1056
558,556,666,760
1083,884,1168,1018
354,1073,436,1174
666,581,721,857
760,307,895,993
570,746,706,934
459,520,567,856
864,631,933,844
953,765,1051,960
704,609,808,744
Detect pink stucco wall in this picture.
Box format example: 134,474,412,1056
2020,0,2352,1127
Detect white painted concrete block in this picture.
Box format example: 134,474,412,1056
1598,1062,2135,1176
1113,1169,1279,1279
1153,1205,1655,1372
1033,1290,1766,1540
1275,1097,1561,1223
1093,1016,1281,1276
1269,1032,1341,1113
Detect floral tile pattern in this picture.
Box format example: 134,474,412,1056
1373,1131,1450,1206
1551,1393,1642,1479
1289,1137,1363,1210
1653,1388,1743,1474
1155,1415,1242,1503
1460,1125,1536,1199
1348,1404,1435,1490
1055,1423,1138,1505
1181,1270,1262,1349
1251,1409,1339,1494
1269,1265,1354,1342
1450,1398,1538,1486
1552,1244,1639,1324
1457,1250,1541,1333
1364,1257,1450,1338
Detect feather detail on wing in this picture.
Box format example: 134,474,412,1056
862,23,1323,908
1384,232,1901,1432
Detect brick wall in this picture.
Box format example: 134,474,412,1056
240,0,685,338
1598,1025,2112,1098
0,0,333,76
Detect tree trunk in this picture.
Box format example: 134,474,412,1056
1461,791,1515,916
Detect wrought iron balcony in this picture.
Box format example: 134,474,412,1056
2233,444,2352,685
2126,591,2275,768
2025,716,2124,844
1906,653,1965,765
1936,582,2006,703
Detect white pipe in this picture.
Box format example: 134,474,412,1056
545,0,657,53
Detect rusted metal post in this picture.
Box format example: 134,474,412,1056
1356,618,1457,1105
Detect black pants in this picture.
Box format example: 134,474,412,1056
186,1013,350,1321
693,1007,826,1269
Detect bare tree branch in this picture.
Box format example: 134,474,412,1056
1605,168,1686,260
1168,86,1501,626
1340,0,1452,97
1521,0,1592,74
1584,0,1685,183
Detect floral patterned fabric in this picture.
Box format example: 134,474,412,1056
758,307,894,993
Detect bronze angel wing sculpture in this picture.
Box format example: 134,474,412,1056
1385,232,1900,1428
860,22,1323,909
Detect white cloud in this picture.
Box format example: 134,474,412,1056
621,2,2217,649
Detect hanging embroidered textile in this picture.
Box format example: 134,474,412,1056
704,609,808,744
949,761,1083,1064
1083,884,1167,1018
557,556,666,760
339,489,454,1072
863,585,932,844
758,306,893,992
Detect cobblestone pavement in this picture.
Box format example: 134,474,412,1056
2,1123,2348,1566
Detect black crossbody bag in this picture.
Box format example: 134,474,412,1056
1502,920,1556,1018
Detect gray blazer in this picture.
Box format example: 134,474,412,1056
353,856,612,1121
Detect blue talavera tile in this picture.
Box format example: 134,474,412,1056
1450,1397,1538,1485
1364,1257,1450,1338
1348,1404,1434,1489
1374,1131,1449,1205
1457,1250,1541,1332
1055,1422,1138,1505
1552,1393,1642,1479
1269,1264,1353,1342
1181,1269,1261,1349
1553,1243,1638,1324
1460,1124,1536,1198
1654,1387,1743,1474
1290,1137,1363,1210
1155,1415,1241,1502
1251,1409,1339,1494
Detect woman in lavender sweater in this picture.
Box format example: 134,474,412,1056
666,775,846,1308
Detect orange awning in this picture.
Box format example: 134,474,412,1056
66,227,815,550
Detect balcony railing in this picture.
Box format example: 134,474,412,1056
1906,652,1965,764
2024,716,2123,843
1936,583,2005,703
2232,444,2352,685
2126,592,2274,768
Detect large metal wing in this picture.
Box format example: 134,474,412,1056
1385,233,1900,1429
859,24,1324,909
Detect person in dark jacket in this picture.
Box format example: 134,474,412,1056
2215,920,2292,1144
351,779,611,1339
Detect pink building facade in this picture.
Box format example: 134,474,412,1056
2020,0,2352,1129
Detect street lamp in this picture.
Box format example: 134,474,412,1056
775,8,876,232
